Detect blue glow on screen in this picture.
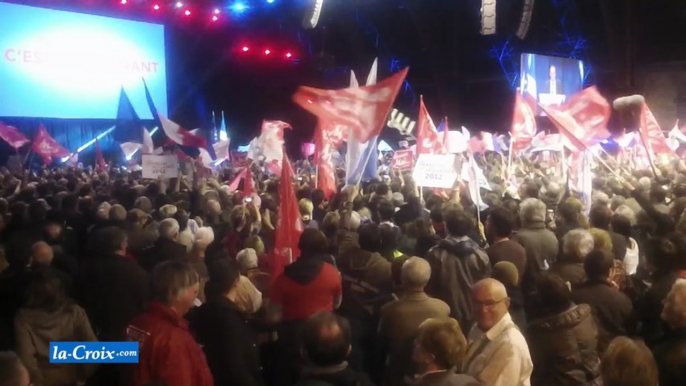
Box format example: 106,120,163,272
0,2,168,119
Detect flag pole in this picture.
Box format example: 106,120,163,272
506,140,514,184
637,129,660,177
355,137,377,186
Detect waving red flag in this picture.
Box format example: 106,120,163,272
95,139,107,172
32,125,70,164
640,103,674,157
314,123,345,199
0,122,30,150
416,96,446,155
293,68,408,143
272,152,305,284
228,168,247,192
244,166,257,198
159,113,207,148
538,87,611,153
511,93,537,152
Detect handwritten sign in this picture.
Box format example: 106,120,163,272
142,155,178,179
412,154,460,189
391,149,414,171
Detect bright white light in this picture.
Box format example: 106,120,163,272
61,126,115,162
214,8,221,14
125,127,159,160
184,9,191,16
175,2,183,8
267,0,276,3
307,0,324,28
212,15,218,22
231,2,247,12
219,130,228,141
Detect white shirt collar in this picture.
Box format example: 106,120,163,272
470,313,514,342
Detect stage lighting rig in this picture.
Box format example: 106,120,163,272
480,0,496,35
303,0,324,29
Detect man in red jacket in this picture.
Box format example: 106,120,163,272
125,260,213,386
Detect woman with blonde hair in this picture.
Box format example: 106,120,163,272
412,318,481,386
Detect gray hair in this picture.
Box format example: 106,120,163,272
610,195,626,211
401,256,432,289
159,204,178,219
614,204,636,226
236,248,258,271
193,227,215,249
152,260,199,304
159,218,180,240
109,204,127,222
662,279,686,329
519,198,546,224
563,229,595,260
592,191,610,207
134,196,152,213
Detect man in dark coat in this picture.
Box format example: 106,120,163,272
572,250,635,353
425,209,491,331
192,259,264,386
78,226,150,341
652,279,686,386
589,204,627,261
294,312,374,386
140,218,187,271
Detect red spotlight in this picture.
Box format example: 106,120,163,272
242,46,249,52
120,0,127,4
184,9,191,16
286,52,292,58
153,4,160,10
264,49,271,55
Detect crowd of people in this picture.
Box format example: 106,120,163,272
0,150,685,386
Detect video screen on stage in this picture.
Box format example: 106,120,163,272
0,2,167,120
519,53,584,115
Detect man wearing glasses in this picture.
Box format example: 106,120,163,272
462,279,533,386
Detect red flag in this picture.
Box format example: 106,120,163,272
272,152,305,284
95,139,107,172
640,103,674,157
292,68,409,143
228,168,247,192
442,117,451,152
0,122,30,149
244,166,257,197
416,96,447,155
538,87,611,153
511,93,537,152
159,113,208,148
314,124,340,199
32,125,70,164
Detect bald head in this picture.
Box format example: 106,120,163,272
31,241,54,266
472,279,510,332
301,312,351,367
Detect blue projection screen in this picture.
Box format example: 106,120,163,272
520,53,584,116
0,2,167,119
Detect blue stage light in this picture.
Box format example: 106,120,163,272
266,0,276,4
61,126,116,162
125,127,159,161
231,2,247,13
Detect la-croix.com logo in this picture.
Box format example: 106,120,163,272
50,342,139,364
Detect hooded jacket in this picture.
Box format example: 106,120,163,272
527,304,602,386
14,303,98,386
425,236,491,331
337,231,393,320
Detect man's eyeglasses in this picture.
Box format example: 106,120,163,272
473,297,508,310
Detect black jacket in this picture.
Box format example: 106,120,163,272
652,328,686,386
425,237,491,331
192,297,264,386
527,304,602,386
572,280,635,353
295,365,375,386
77,253,150,341
140,238,188,271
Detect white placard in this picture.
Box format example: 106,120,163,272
412,154,460,189
142,155,178,179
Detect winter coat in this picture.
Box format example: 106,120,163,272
125,302,213,386
512,220,559,295
425,236,491,331
14,303,98,386
77,253,150,341
527,304,602,386
652,328,686,386
192,297,264,386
